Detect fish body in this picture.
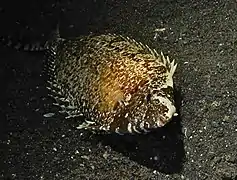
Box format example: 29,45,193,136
1,31,178,134
45,33,177,134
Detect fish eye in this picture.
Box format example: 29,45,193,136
146,93,151,103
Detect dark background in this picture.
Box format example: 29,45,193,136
0,0,237,179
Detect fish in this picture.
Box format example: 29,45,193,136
1,29,178,134
44,33,178,134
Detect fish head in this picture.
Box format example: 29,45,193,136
144,85,177,128
110,85,177,134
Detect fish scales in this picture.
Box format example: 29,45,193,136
46,34,177,134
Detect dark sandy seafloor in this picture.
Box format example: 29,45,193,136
0,0,237,179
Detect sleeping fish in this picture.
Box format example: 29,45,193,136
44,33,178,134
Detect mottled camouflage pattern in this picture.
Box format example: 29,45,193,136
46,34,177,134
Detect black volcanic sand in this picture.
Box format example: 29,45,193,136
0,0,236,179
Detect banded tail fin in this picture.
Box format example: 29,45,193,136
0,35,46,51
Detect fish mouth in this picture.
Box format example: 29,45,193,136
110,109,178,134
133,112,177,133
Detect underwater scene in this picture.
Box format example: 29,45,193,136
0,0,236,179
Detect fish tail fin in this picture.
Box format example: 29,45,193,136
0,35,45,51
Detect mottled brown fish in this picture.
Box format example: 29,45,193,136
44,33,178,134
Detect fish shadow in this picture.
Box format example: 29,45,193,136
97,87,185,174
